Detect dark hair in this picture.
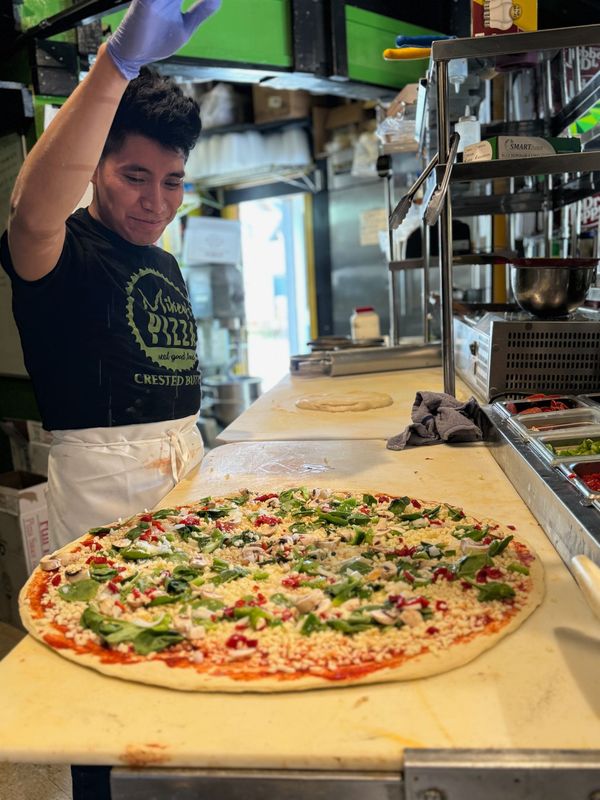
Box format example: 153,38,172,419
102,68,201,161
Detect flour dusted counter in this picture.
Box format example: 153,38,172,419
216,368,448,444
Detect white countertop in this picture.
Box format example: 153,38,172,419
1,433,599,768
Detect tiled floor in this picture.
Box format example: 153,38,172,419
0,623,73,800
0,763,72,800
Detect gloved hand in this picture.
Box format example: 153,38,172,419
107,0,222,80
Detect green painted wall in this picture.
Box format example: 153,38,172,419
103,0,292,68
345,6,442,88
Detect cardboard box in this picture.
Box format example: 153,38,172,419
252,86,312,124
463,135,581,163
0,471,50,629
29,441,51,478
325,102,366,131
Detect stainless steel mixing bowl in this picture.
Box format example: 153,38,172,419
509,258,598,318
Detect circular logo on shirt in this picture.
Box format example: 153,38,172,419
126,267,197,371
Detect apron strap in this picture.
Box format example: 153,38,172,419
167,426,191,483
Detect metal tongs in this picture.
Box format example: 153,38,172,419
388,151,439,230
424,131,461,227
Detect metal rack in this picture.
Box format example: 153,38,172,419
430,24,600,395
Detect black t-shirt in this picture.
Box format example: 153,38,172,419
1,209,201,430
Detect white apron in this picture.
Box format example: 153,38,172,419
47,414,203,549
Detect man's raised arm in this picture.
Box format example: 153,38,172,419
7,0,221,282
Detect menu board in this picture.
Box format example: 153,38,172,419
0,133,27,377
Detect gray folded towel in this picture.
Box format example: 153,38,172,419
387,391,487,450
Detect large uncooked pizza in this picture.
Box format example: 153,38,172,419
20,488,543,692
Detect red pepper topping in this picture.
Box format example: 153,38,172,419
140,514,153,522
51,574,61,586
115,601,126,612
389,594,429,608
152,520,165,532
85,555,109,565
377,495,390,503
254,514,282,527
82,539,102,551
411,499,422,509
426,626,439,635
216,520,236,532
402,570,415,583
507,525,516,531
107,581,120,594
461,581,473,591
255,593,267,605
181,515,201,526
255,493,278,502
395,546,417,557
432,567,456,583
225,633,257,649
475,566,503,583
132,588,141,599
435,600,448,611
359,505,370,514
482,536,493,545
281,574,302,588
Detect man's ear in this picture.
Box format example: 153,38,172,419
90,165,99,185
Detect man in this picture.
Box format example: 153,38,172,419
1,0,222,547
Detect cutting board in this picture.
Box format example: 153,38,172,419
2,439,598,768
216,368,453,444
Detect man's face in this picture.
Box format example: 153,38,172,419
89,133,185,246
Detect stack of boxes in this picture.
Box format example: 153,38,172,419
0,419,52,628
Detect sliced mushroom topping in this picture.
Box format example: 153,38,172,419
40,556,61,572
189,555,209,569
297,533,321,545
460,538,489,555
59,553,79,567
112,539,131,549
370,609,398,626
199,585,224,601
240,545,266,565
399,608,423,628
192,607,214,620
188,626,206,640
65,564,90,582
294,589,325,614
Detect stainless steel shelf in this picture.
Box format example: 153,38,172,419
451,173,600,216
438,151,600,183
389,254,513,272
432,24,600,62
